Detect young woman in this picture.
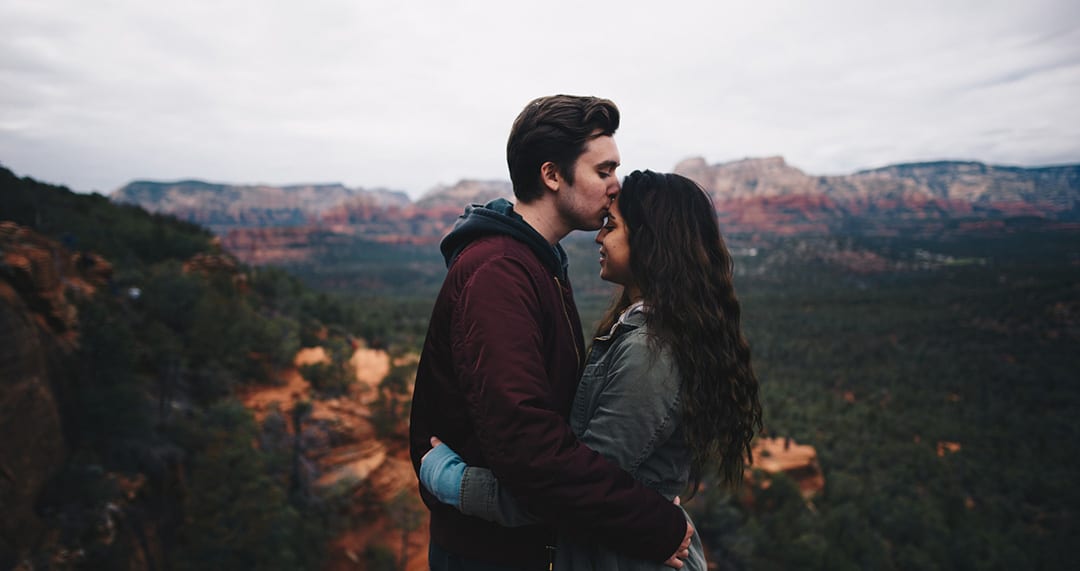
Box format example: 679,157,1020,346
421,170,763,569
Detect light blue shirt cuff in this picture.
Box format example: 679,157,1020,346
419,443,466,507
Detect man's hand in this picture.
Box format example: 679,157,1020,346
663,498,693,569
420,436,444,463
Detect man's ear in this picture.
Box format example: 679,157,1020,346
541,161,561,192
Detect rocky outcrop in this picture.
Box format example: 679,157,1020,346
0,223,112,341
240,345,428,569
181,250,249,293
0,280,68,561
745,437,826,501
0,223,110,562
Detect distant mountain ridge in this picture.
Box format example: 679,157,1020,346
414,179,511,209
672,157,1080,236
112,180,411,233
677,157,1078,203
108,158,1080,264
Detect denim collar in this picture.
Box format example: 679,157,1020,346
600,301,647,339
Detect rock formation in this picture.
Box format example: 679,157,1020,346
0,222,111,563
745,436,826,501
239,344,428,569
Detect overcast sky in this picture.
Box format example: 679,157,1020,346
2,0,1079,199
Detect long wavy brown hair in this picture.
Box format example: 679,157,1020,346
595,170,763,489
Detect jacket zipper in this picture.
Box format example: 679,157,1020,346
554,276,581,368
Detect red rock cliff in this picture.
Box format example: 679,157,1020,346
0,222,110,561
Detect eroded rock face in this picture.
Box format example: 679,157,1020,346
182,251,248,292
0,222,110,344
0,224,81,560
0,284,68,558
240,345,427,569
745,437,826,500
241,344,398,493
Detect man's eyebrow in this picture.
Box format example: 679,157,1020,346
596,160,620,170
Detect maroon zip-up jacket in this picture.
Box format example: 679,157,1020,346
409,199,686,566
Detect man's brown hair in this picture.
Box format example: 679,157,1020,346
506,95,620,203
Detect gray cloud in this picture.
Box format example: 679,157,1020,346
1,0,1078,197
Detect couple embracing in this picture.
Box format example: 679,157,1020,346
409,95,762,570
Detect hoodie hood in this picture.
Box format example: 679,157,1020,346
440,198,569,280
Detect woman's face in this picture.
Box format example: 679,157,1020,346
596,198,635,291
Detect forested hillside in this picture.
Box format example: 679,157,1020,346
1,167,428,569
679,232,1078,569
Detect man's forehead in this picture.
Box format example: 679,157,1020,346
582,135,621,165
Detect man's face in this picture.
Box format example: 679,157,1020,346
555,135,621,231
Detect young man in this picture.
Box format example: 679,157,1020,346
409,95,692,570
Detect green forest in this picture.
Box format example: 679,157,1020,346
681,235,1078,570
2,165,1077,569
1,168,424,569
